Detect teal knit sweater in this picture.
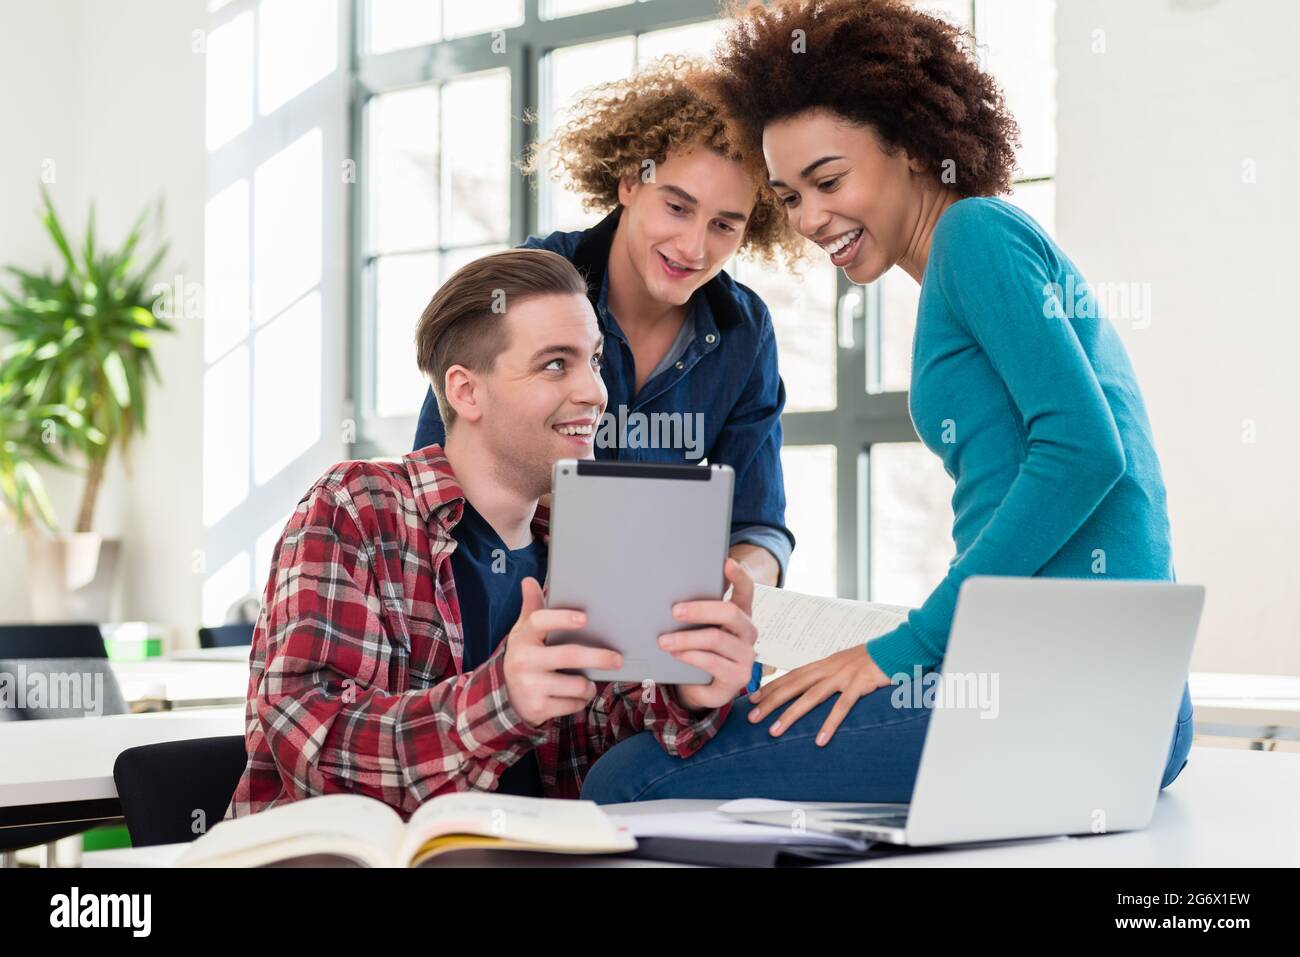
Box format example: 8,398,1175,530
866,197,1174,678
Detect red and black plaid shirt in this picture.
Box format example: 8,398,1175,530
228,445,733,819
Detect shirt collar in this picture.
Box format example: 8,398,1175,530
402,444,550,539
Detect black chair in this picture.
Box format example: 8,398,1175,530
113,736,247,847
198,623,255,649
0,623,129,865
0,622,107,659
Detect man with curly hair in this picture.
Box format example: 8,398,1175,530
412,60,802,695
580,0,1194,805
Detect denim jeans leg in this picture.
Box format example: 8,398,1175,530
1159,680,1195,790
580,683,934,805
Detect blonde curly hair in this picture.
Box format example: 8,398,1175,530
520,56,806,268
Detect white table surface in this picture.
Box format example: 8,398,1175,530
1189,671,1300,731
1,707,245,809
110,660,249,708
164,645,253,664
82,747,1300,868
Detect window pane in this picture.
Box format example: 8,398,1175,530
871,267,921,394
443,0,523,40
980,0,1056,180
203,345,250,527
440,243,508,281
868,442,954,607
541,37,636,233
781,445,837,597
204,178,250,363
545,37,636,129
205,11,254,151
1009,178,1055,238
545,0,630,17
258,0,338,116
369,85,439,254
443,70,511,246
637,19,725,66
918,0,972,32
253,291,322,484
374,252,437,418
734,257,837,413
367,0,441,53
252,128,322,326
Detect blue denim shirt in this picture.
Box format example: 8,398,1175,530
413,208,795,691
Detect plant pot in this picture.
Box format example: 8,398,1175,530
26,533,123,623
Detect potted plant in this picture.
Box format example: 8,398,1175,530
0,187,172,621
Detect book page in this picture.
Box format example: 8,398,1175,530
401,793,634,863
177,794,406,867
752,586,909,671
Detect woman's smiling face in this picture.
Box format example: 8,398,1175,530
763,108,923,285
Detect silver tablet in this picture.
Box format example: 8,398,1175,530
544,459,735,685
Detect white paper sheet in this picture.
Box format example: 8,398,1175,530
752,586,909,670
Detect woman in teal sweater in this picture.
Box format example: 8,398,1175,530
580,0,1193,804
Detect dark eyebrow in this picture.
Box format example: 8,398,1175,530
659,184,749,224
769,155,846,188
529,334,605,363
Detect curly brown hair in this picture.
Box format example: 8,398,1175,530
521,55,805,267
711,0,1021,197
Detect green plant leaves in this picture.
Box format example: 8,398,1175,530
0,186,173,532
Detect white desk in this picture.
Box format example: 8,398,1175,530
1189,671,1300,745
165,645,252,664
0,707,244,829
110,660,248,709
82,747,1300,868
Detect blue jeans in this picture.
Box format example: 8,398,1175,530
580,679,1195,804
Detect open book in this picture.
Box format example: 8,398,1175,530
178,793,636,868
752,586,910,671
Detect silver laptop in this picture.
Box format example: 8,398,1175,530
765,577,1203,847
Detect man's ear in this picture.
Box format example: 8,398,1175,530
443,365,484,424
616,173,638,206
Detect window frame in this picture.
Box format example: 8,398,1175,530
346,0,1056,603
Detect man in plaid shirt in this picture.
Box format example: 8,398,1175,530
229,249,757,818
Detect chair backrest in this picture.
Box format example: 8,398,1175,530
198,623,255,648
0,623,127,719
113,735,248,847
0,622,108,658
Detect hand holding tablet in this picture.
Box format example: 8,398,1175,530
542,460,756,700
657,556,758,711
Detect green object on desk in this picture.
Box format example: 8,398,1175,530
104,637,164,661
101,622,165,661
83,823,132,852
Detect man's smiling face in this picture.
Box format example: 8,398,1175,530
451,292,607,497
615,146,756,307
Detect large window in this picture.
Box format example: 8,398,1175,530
350,0,1057,603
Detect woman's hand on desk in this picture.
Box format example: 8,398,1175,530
746,645,892,746
663,558,758,712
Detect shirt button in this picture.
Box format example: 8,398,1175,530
705,333,716,344
675,361,685,370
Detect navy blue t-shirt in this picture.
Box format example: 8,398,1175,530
450,499,548,796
